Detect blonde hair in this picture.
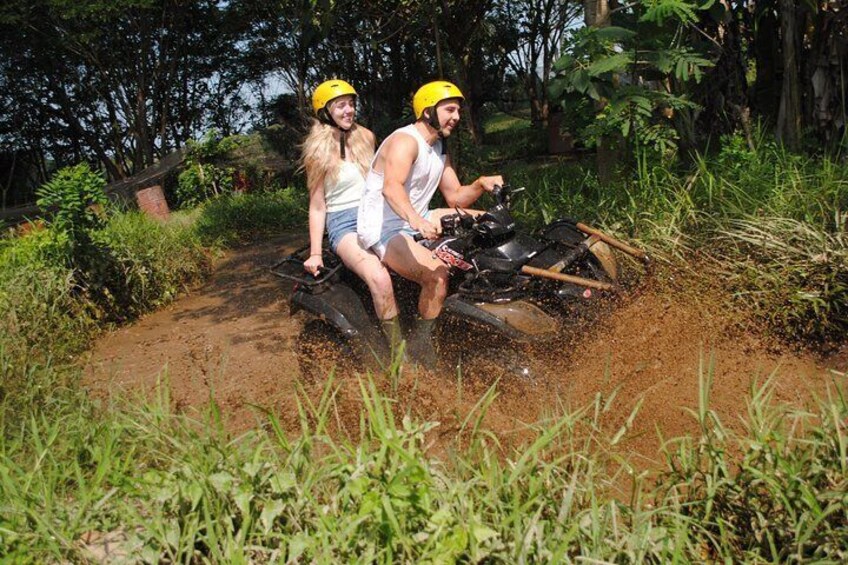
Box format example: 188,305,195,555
300,119,374,187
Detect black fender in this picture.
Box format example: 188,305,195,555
538,218,585,246
442,295,558,343
292,283,390,364
536,218,618,281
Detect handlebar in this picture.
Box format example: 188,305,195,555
491,184,524,208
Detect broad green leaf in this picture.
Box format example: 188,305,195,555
208,471,234,493
552,54,574,72
593,26,637,42
548,78,566,100
287,534,310,562
260,499,286,533
587,53,632,77
234,489,253,517
270,471,296,494
572,70,591,94
472,524,499,543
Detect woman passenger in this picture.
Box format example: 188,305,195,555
299,79,401,352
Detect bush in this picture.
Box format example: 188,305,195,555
176,162,237,208
35,163,108,254
0,211,211,417
175,131,244,208
0,229,95,416
0,228,93,359
194,188,306,246
89,212,210,320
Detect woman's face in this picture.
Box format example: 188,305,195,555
328,95,356,129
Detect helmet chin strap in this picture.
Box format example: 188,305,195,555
426,107,448,155
318,108,350,159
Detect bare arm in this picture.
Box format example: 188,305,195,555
439,156,503,208
304,173,327,275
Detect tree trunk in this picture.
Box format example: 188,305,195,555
752,0,780,121
689,0,750,151
777,0,802,150
585,0,616,183
583,0,609,26
804,4,846,146
455,58,483,144
432,14,444,78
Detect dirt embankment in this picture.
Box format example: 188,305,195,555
83,235,847,463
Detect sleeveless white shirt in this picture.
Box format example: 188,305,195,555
357,124,445,249
324,161,364,212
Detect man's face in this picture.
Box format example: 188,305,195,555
434,98,462,136
329,95,356,129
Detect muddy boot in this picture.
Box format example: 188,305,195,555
406,317,438,368
380,316,404,363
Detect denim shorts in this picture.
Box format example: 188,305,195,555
326,206,358,252
373,209,432,259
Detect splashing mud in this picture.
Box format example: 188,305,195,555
84,236,846,464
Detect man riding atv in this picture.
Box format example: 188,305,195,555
357,80,504,365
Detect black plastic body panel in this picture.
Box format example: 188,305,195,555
291,284,390,362
474,233,545,273
441,295,556,343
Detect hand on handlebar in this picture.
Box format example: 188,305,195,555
410,215,441,240
303,253,324,277
477,175,505,193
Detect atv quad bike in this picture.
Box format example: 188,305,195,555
272,185,648,379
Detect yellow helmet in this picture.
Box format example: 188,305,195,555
311,79,357,115
412,81,464,120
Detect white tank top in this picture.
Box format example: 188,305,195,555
357,124,445,248
324,161,364,212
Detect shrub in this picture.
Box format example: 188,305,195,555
0,228,94,360
89,212,210,320
175,130,244,208
194,188,306,246
34,163,108,254
0,211,211,414
176,162,236,208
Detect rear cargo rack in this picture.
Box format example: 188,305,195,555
269,245,344,287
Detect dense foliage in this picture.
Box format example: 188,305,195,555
2,0,844,201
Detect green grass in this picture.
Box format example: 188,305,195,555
483,111,532,135
0,363,845,562
194,188,307,246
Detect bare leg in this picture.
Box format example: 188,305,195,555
383,234,449,319
335,233,398,320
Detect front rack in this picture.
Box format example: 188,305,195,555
269,244,344,288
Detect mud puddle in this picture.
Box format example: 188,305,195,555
83,236,847,465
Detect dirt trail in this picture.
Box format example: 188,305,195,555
84,236,847,463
